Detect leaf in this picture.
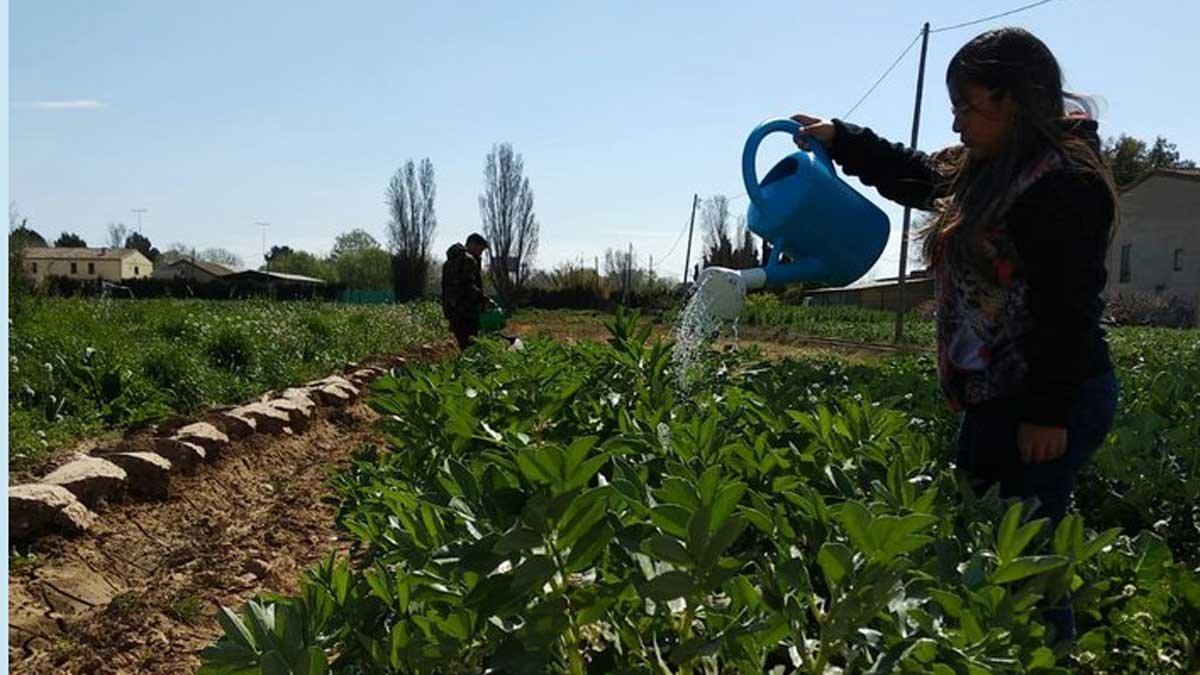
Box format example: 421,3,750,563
687,504,713,562
727,575,761,609
520,596,571,648
818,543,854,589
1081,527,1122,562
217,606,258,651
557,487,609,549
260,651,291,675
1026,646,1056,670
1131,531,1174,586
613,478,645,506
741,507,774,535
495,527,543,554
929,589,964,618
711,482,747,531
564,453,610,492
656,477,700,510
698,515,747,570
515,446,561,485
996,502,1021,559
698,466,722,505
839,500,874,553
904,637,938,664
563,436,599,472
245,601,278,651
576,582,624,625
651,504,692,539
669,637,708,666
644,534,692,566
996,503,1046,564
464,573,517,617
777,558,812,595
990,555,1069,584
300,647,329,675
447,460,479,504
510,555,558,597
566,520,614,572
642,571,697,601
198,640,258,670
1052,513,1085,559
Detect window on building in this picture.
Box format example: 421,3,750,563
31,262,38,273
1119,244,1132,283
88,262,95,275
135,266,140,275
70,262,78,274
1174,249,1184,272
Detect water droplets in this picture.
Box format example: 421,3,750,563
670,274,736,395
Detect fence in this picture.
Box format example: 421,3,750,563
339,289,396,304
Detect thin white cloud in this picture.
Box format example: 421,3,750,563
18,100,107,110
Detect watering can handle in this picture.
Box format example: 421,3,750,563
741,118,835,209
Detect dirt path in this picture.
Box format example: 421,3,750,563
8,345,456,674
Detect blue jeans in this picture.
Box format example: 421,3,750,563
955,369,1119,643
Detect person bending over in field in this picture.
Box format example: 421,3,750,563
441,233,489,350
790,27,1118,648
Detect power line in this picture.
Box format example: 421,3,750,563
930,0,1057,33
711,0,1058,215
655,213,695,266
719,31,923,198
842,30,924,120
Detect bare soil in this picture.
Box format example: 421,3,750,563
8,343,457,674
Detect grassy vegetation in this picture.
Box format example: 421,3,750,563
737,293,936,345
8,297,445,470
204,312,1199,673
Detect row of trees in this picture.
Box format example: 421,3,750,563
263,230,392,291
384,145,542,302
259,140,546,300
9,132,1193,304
1102,135,1196,188
8,139,544,300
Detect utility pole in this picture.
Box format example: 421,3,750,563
623,243,633,305
131,208,147,234
682,193,699,284
256,221,271,271
894,22,930,344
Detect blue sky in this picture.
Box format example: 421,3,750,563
10,0,1199,281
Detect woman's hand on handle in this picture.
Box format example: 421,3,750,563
790,113,836,150
1019,423,1068,464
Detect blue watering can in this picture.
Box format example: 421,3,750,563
696,118,890,320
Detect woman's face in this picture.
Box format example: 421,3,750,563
950,82,1017,159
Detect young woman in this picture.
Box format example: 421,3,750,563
790,27,1119,644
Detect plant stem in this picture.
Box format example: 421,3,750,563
677,601,696,675
548,537,587,675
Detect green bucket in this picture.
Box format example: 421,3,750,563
480,307,506,333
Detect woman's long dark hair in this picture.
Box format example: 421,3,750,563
920,27,1117,278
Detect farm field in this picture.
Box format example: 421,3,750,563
7,298,445,473
8,299,1197,673
197,308,1199,674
